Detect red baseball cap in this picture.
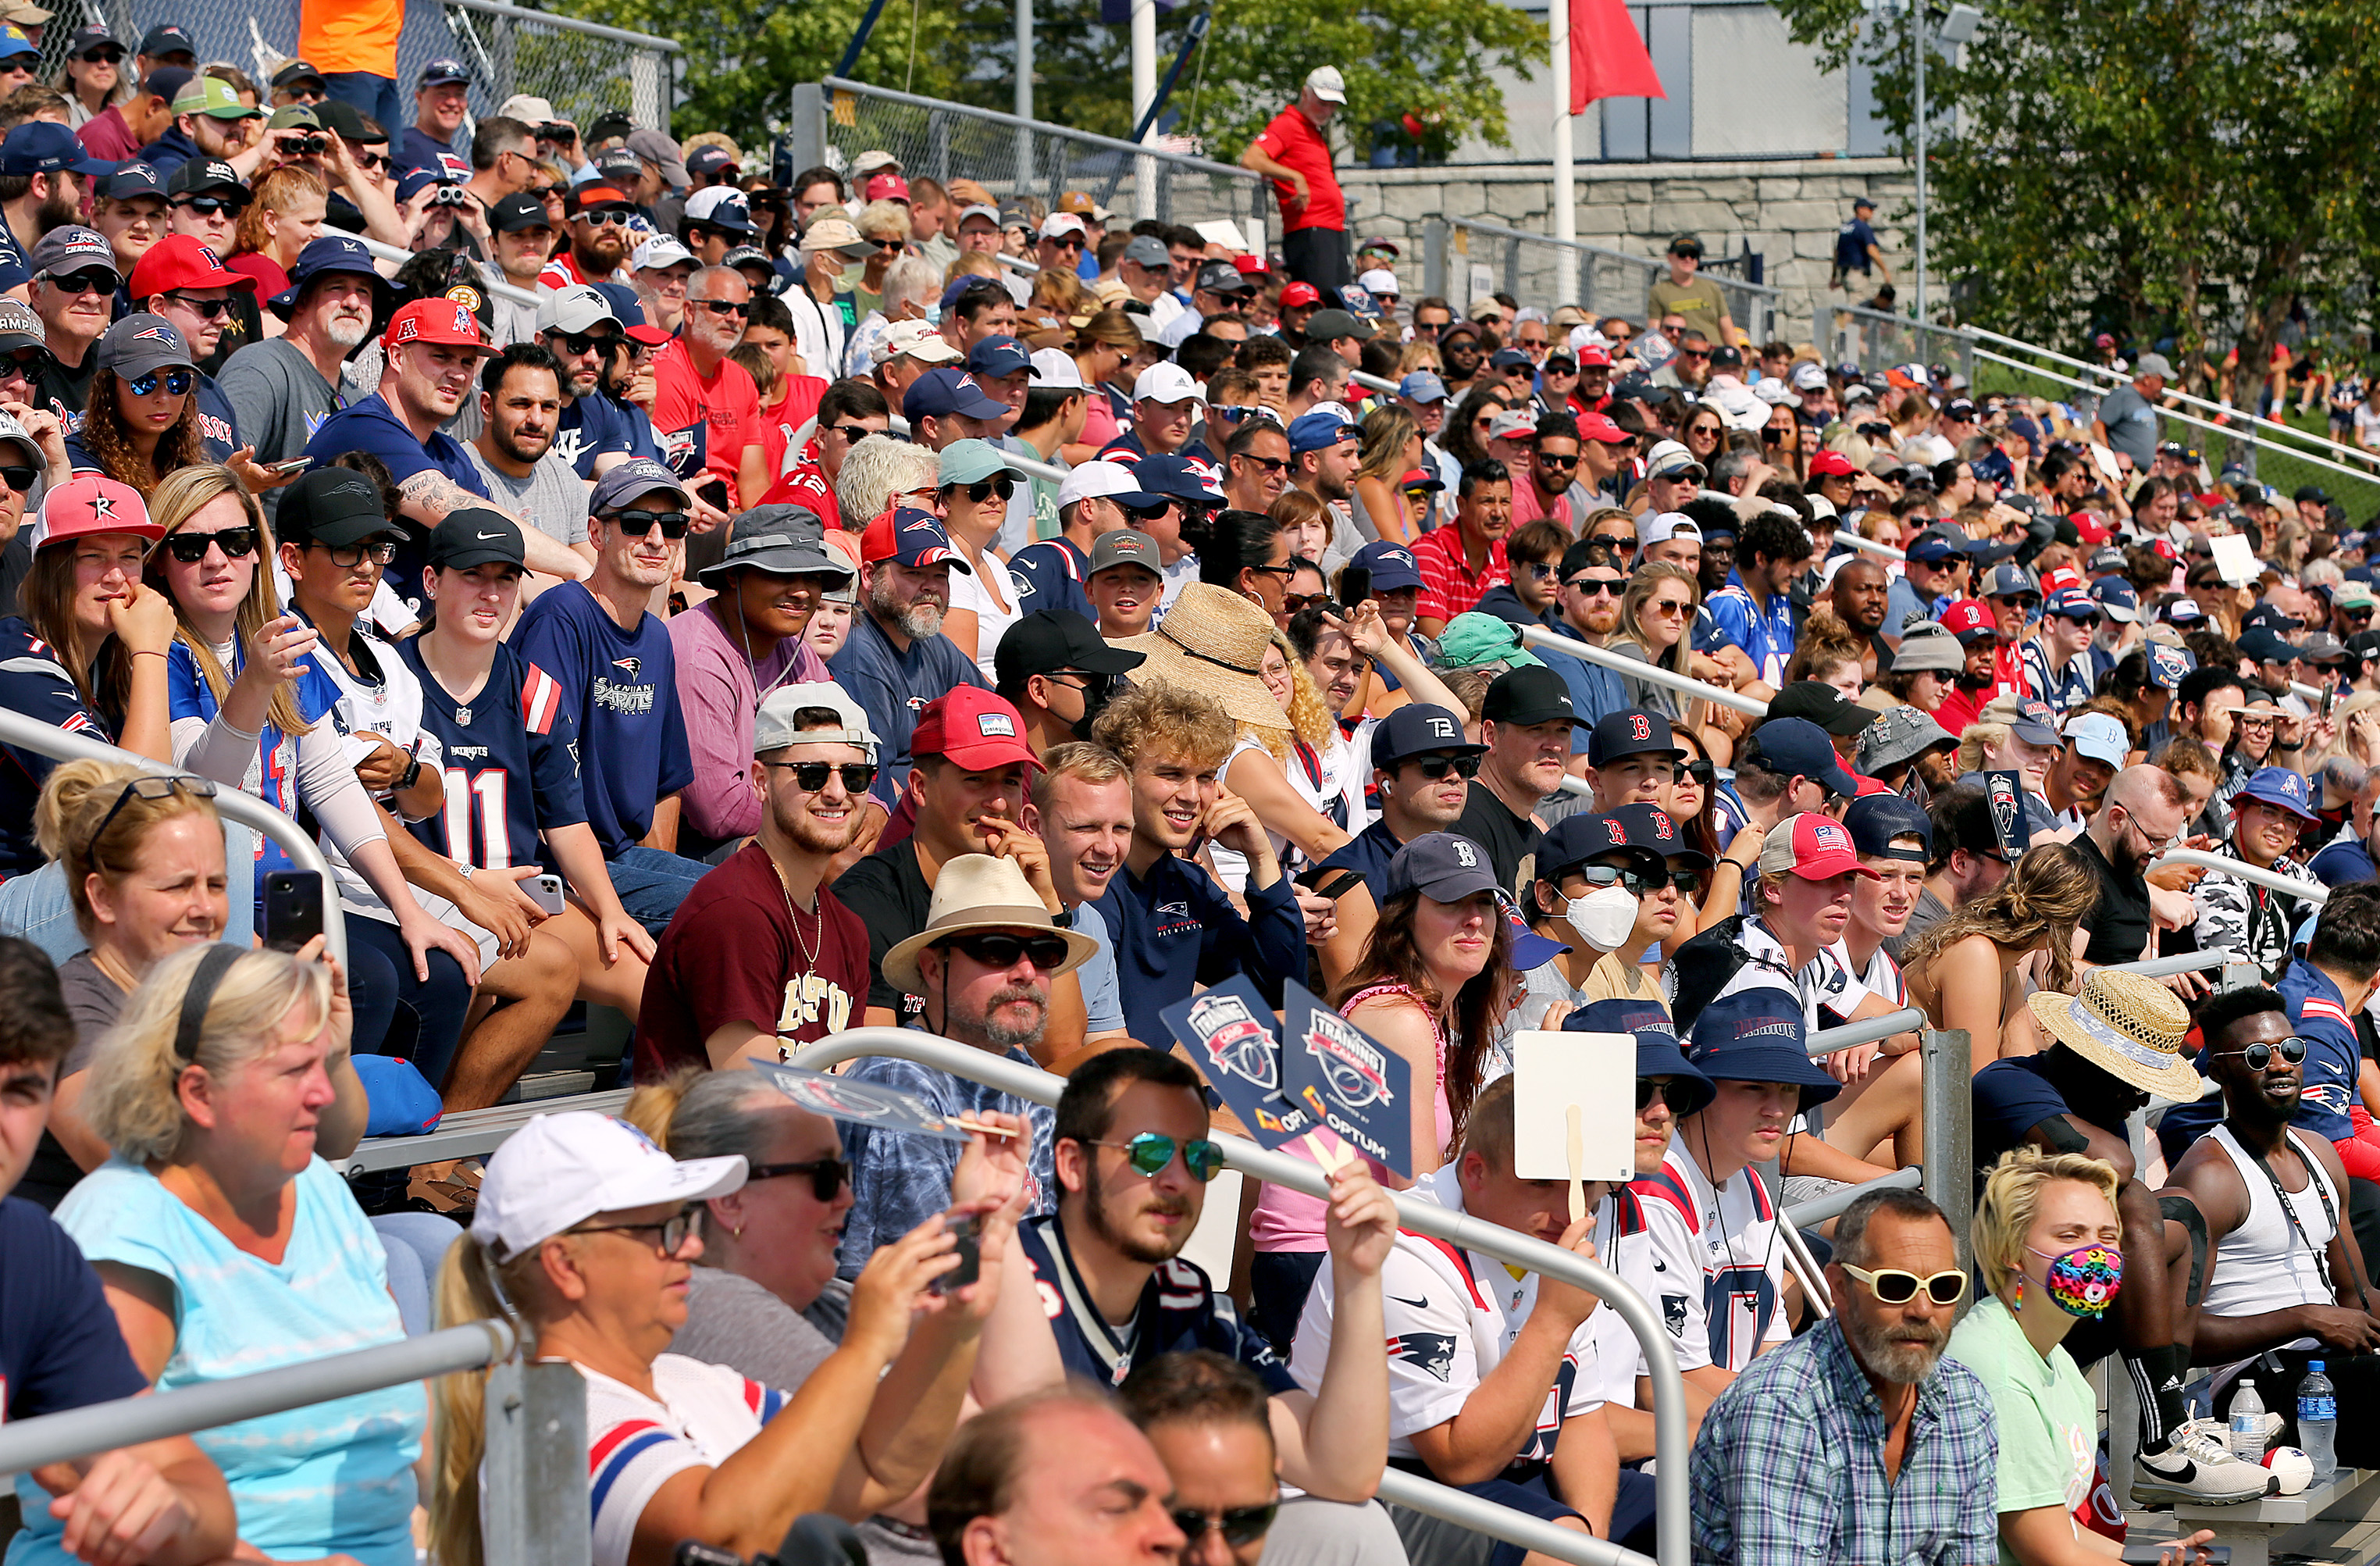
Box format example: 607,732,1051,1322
910,687,1039,772
864,172,910,202
1573,344,1612,368
2150,538,2179,562
41,474,159,546
1280,281,1322,309
2069,510,2111,545
2037,565,2083,596
1232,254,1271,277
1576,411,1630,444
1854,774,1898,797
860,505,971,571
1807,450,1858,480
1756,812,1879,881
127,234,257,301
1938,597,1997,642
383,297,496,355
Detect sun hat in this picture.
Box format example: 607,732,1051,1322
1116,583,1292,735
470,1111,748,1265
883,854,1098,994
1685,989,1841,1107
1856,705,1955,775
2028,969,2204,1102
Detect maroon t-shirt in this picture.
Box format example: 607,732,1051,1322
634,840,871,1079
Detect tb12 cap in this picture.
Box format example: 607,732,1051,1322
1370,702,1484,767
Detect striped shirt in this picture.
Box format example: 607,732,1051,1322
583,1356,790,1566
1409,523,1510,626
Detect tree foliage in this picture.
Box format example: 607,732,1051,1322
1766,0,2380,418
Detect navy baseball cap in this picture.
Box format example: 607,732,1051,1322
1742,716,1858,797
1495,887,1569,972
1,122,111,178
1608,801,1710,866
1384,832,1502,904
1538,813,1636,881
1351,540,1423,594
419,56,470,87
905,367,1010,423
1903,528,1965,564
101,162,164,201
1371,702,1484,767
2090,579,2140,622
590,458,689,515
137,23,195,58
1686,989,1840,1106
1288,411,1359,455
2043,587,2099,620
966,334,1035,380
1844,793,1932,861
1988,697,2061,747
269,233,397,319
1588,708,1683,766
394,168,461,205
2236,627,2299,665
1562,997,1715,1118
1135,454,1226,506
2237,765,2318,822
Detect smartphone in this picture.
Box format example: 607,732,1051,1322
529,873,565,916
269,457,312,475
1338,565,1371,611
1296,865,1363,901
932,1213,981,1296
263,870,325,954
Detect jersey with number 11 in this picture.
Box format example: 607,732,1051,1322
397,637,590,871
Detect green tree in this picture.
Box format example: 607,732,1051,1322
1767,0,2380,425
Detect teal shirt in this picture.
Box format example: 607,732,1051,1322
1946,1293,2100,1565
12,1158,423,1566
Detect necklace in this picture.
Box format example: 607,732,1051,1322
775,858,821,972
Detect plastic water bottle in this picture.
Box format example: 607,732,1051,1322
2230,1378,2265,1461
2298,1362,2339,1485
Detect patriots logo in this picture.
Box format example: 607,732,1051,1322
451,303,474,334
900,511,942,533
611,656,642,678
1662,1293,1689,1336
1387,1333,1458,1381
132,325,177,346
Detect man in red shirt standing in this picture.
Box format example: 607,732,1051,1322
1241,66,1350,299
651,264,766,512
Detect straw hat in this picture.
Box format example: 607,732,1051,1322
1117,583,1291,735
882,854,1097,996
2027,969,2204,1102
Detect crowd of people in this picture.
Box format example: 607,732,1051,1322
7,27,2380,1566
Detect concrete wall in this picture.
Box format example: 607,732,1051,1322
1335,157,1916,351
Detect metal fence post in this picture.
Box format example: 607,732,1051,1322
1423,218,1448,300
789,82,825,177
482,1357,590,1566
1919,1027,1974,1278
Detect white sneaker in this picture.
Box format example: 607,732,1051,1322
2129,1425,2277,1507
2182,1411,2283,1456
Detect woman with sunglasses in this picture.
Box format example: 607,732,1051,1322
1666,724,1726,883
1065,309,1142,465
430,1105,1017,1566
2213,691,2284,826
54,30,126,128
1609,561,1705,723
66,313,205,498
1193,505,1294,620
1441,385,1508,470
1679,408,1724,466
936,438,1026,682
1949,1148,2218,1566
1349,404,1423,548
1762,398,1805,484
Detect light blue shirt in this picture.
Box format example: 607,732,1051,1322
1065,898,1126,1036
12,1158,423,1566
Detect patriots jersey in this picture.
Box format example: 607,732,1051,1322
582,1356,789,1566
1009,537,1097,620
166,638,345,884
2283,956,2362,1142
1710,914,1874,1034
1289,1165,1605,1468
397,638,589,872
1014,1214,1295,1393
0,617,105,875
2018,639,2094,715
1630,1143,1788,1375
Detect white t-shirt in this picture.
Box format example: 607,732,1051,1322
948,548,1022,683
1713,914,1874,1033
1631,1142,1790,1375
2355,402,2380,451
1288,1165,1607,1465
308,619,443,919
579,1356,786,1566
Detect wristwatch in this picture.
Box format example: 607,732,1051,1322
396,755,423,792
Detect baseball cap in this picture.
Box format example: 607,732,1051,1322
1135,455,1226,506
590,458,689,516
937,437,1024,487
630,235,695,273
1606,802,1710,866
536,283,621,337
865,172,911,203
165,158,247,204
93,312,193,380
2090,580,2140,622
392,167,465,206
2164,596,2207,626
754,682,877,758
860,505,974,573
1350,540,1423,594
881,319,961,368
1937,598,1997,643
276,468,405,548
0,121,109,178
686,144,739,180
905,368,1010,423
0,298,37,356
624,127,686,186
426,508,526,572
1563,999,1715,1115
172,74,262,122
1436,613,1541,672
966,334,1035,380
487,191,554,235
911,688,1039,772
1305,65,1348,104
1280,281,1322,309
1482,665,1584,729
137,23,194,57
799,216,874,258
129,235,255,301
1979,562,2040,601
417,55,470,87
67,25,119,61
1371,703,1484,767
1842,790,1933,863
1396,370,1448,405
38,474,159,547
1055,462,1159,512
2061,711,2129,769
1743,717,1858,797
994,609,1145,687
1288,411,1359,455
1131,362,1203,406
694,508,854,588
1758,812,1879,881
1888,622,1963,674
1121,234,1170,269
1644,441,1705,482
1587,708,1683,766
1766,680,1875,737
2236,627,2299,665
1087,530,1161,578
1401,469,1445,494
309,97,381,144
472,1111,746,1265
1980,694,2061,747
31,224,116,281
1790,362,1830,392
1357,267,1399,297
582,284,656,344
0,407,38,471
1194,259,1254,295
1303,308,1372,342
1028,348,1085,389
684,185,755,234
101,162,164,202
269,56,325,91
1486,409,1537,442
1638,512,1701,549
140,67,194,111
383,297,495,357
2237,765,2317,822
1384,832,1500,904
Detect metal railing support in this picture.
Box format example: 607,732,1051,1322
2111,949,2233,980
1832,530,1908,562
786,1029,1691,1566
1919,1027,1975,1275
482,1357,593,1566
1783,1165,1922,1229
1806,1006,1924,1058
0,708,347,970
1351,369,1400,397
2152,848,2329,907
1376,1471,1649,1566
1516,624,1769,717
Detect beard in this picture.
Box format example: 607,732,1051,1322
493,421,550,466
869,576,944,639
974,984,1048,1051
778,795,863,855
324,316,369,349
1954,668,1994,691
1081,1153,1192,1265
1842,1301,1950,1386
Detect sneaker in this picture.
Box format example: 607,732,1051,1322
2181,1411,2283,1456
2129,1425,2277,1507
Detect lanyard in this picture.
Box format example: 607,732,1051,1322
2246,1131,2344,1300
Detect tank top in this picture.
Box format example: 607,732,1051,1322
1248,982,1454,1252
2199,1124,2337,1336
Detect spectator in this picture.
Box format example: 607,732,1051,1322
1011,458,1156,622
219,234,383,518
30,225,118,423
538,183,639,294
1688,1186,1997,1562
828,503,993,807
0,120,104,259
458,113,533,223
59,944,424,1566
1020,738,1142,1061
652,263,766,512
220,162,325,300
63,313,215,488
88,159,166,276
1086,527,1167,640
75,62,177,163
394,56,466,175
2092,354,2172,475
1240,67,1349,295
2193,765,2323,981
1450,666,1580,897
928,1386,1188,1566
137,76,261,181
0,931,239,1566
993,608,1143,758
464,341,599,580
538,284,649,481
761,378,890,530
1707,509,1810,689
939,437,1028,680
1412,459,1514,637
903,362,1010,452
159,157,245,263
483,191,554,331
786,216,868,379
1308,697,1480,983
2073,764,2190,967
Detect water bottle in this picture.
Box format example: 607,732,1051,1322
2230,1377,2265,1461
2298,1361,2339,1485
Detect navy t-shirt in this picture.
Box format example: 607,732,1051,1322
1,1196,149,1422
1971,1054,2099,1170
397,126,462,177
1009,537,1096,621
397,637,589,870
510,580,693,859
304,391,490,607
551,392,645,480
1833,217,1881,274
1015,1213,1298,1392
0,617,109,876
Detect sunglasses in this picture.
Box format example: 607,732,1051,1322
1841,1263,1968,1307
1408,751,1484,781
824,423,885,444
937,931,1072,971
764,759,879,794
1587,534,1634,552
45,269,115,296
581,208,633,226
1123,502,1176,526
609,509,692,539
1680,349,1711,362
351,149,386,171
546,329,611,356
170,197,241,216
1170,1504,1277,1548
1580,863,1656,895
692,298,753,317
308,538,397,567
744,1155,851,1201
160,525,258,563
1240,454,1289,474
2215,1036,2309,1070
1283,590,1331,613
126,368,194,398
1648,598,1693,617
1536,452,1578,469
1046,234,1085,251
1635,1079,1677,1111
1091,1131,1227,1182
1567,577,1622,598
84,773,217,857
946,476,1016,505
0,348,47,380
572,1208,697,1256
1678,758,1716,787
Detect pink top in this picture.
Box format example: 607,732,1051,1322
667,600,830,844
1249,982,1454,1253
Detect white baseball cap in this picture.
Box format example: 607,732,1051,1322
469,1111,747,1264
1306,66,1347,104
1131,361,1203,406
2062,711,2129,769
1057,460,1158,510
536,283,618,336
754,681,878,758
879,318,962,368
630,235,694,273
1030,348,1086,389
1639,512,1704,547
1038,212,1087,241
1358,266,1398,296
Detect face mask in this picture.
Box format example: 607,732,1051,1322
2019,1242,2122,1318
1564,884,1640,952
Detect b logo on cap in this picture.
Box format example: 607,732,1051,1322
1603,819,1626,845
1452,840,1477,868
1628,715,1651,742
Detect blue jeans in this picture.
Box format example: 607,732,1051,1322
369,1211,463,1336
607,844,712,936
322,70,404,140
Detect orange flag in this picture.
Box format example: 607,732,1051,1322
1570,0,1666,112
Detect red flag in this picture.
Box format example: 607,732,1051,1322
1570,0,1666,112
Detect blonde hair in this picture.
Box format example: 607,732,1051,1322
431,1233,547,1566
145,465,309,739
1780,610,1867,688
36,759,224,940
81,944,331,1165
942,252,1001,287
1954,721,2009,776
1356,405,1420,486
1973,1146,2122,1297
1091,682,1235,770
855,200,910,241
1618,562,1699,676
1249,628,1333,762
1902,840,2100,997
1030,741,1128,815
2152,733,2220,785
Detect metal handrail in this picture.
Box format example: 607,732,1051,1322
1807,1006,1923,1058
1783,1165,1922,1228
1833,530,1908,562
0,1320,514,1475
785,1028,1691,1566
1517,623,1769,717
448,0,678,51
2112,949,2235,979
0,708,347,968
2152,847,2329,907
1373,1471,1646,1566
1446,216,1783,306
1352,369,1399,397
821,77,1267,188
354,234,540,312
998,252,1042,277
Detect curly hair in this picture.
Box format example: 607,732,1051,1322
83,366,203,497
1780,609,1869,688
1334,885,1515,1160
1901,840,2100,997
1089,680,1235,771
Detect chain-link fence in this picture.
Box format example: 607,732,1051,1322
1826,304,1976,387
1423,216,1783,348
42,0,673,141
793,77,1271,248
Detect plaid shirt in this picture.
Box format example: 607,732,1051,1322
1690,1317,1999,1566
1409,524,1510,625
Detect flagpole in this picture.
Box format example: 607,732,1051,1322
1550,0,1577,309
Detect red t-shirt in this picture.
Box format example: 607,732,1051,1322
652,338,764,508
1254,105,1345,234
754,374,828,480
224,251,290,301
759,455,840,530
633,840,871,1080
1411,524,1510,625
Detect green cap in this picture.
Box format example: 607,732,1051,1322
172,74,263,120
266,104,322,131
1434,612,1544,672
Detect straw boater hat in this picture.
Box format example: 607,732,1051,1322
883,854,1098,995
2028,968,2205,1103
1116,582,1291,734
